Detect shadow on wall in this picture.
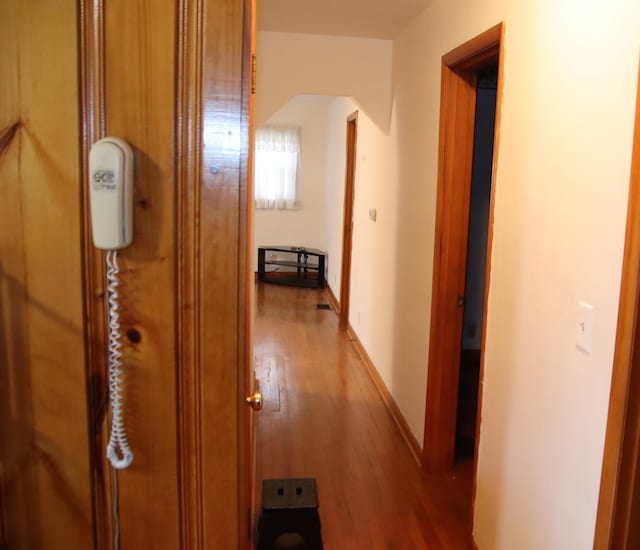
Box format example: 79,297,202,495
255,32,394,133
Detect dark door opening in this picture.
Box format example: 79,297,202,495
455,65,498,460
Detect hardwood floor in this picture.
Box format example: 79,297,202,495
254,283,473,549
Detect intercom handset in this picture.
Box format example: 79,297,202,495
89,137,133,250
89,137,134,471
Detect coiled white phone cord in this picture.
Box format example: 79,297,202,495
106,250,134,470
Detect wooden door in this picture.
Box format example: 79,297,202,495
1,1,253,548
0,2,93,548
245,0,260,540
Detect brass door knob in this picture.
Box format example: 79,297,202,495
245,391,263,411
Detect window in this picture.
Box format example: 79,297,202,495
254,126,300,209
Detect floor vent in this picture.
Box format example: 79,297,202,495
316,304,331,310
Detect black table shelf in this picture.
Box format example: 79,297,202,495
258,246,326,289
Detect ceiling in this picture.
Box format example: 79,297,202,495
257,0,430,40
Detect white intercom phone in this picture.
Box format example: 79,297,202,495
89,137,134,472
89,137,134,250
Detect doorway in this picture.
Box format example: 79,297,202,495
455,65,498,460
339,112,358,329
423,23,504,475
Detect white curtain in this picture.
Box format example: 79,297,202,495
254,126,300,209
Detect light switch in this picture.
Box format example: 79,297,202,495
368,208,377,222
576,302,594,353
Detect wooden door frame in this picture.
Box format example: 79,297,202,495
79,1,253,548
244,0,259,542
339,112,358,330
594,62,640,550
422,23,504,474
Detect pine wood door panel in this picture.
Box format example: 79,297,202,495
192,0,252,545
101,1,181,547
0,1,93,548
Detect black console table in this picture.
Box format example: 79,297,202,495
258,246,326,288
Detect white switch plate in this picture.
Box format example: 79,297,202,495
368,208,377,222
576,302,594,353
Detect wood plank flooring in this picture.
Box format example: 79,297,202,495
254,283,473,549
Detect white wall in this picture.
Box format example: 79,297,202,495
324,96,400,407
255,32,393,131
324,98,350,297
390,1,640,548
253,97,330,270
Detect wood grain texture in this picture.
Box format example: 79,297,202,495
106,1,180,545
339,112,358,330
2,0,251,547
442,24,501,70
176,0,205,547
79,1,252,548
594,61,640,550
81,1,182,547
254,283,473,549
104,0,180,548
0,1,93,548
78,1,112,546
198,0,251,546
244,0,258,543
0,122,20,158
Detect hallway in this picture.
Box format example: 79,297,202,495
254,284,473,549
